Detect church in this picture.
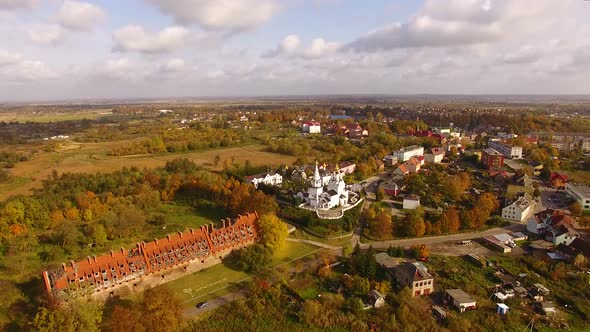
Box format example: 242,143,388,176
296,161,358,210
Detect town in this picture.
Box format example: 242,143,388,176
0,97,589,331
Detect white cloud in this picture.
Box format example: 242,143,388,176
0,50,22,66
0,0,36,11
303,38,340,59
113,25,192,54
264,34,340,59
160,58,185,72
263,34,300,57
145,0,276,32
28,24,64,45
344,0,570,52
58,0,106,31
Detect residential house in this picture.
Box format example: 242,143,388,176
345,123,368,139
527,209,580,245
445,289,477,312
244,172,283,189
302,121,321,134
379,180,399,196
394,157,421,176
502,194,534,222
565,183,590,211
556,238,590,262
549,172,568,190
481,148,504,169
403,195,420,210
393,145,424,162
424,147,445,164
393,262,434,297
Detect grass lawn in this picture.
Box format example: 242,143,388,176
160,241,319,308
288,229,352,247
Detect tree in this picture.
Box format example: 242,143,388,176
574,254,588,268
375,187,386,201
34,300,103,332
405,208,426,237
140,287,183,332
107,305,142,332
257,213,288,251
569,201,583,216
351,275,370,296
228,243,272,273
440,207,461,233
368,213,392,240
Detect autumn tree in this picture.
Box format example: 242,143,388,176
258,213,288,251
569,201,582,216
140,287,183,332
405,208,426,237
368,212,393,240
33,300,103,332
439,207,461,233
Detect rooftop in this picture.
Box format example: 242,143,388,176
396,145,424,153
483,148,503,156
446,289,475,304
567,183,590,197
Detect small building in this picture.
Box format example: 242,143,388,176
481,148,504,169
539,301,557,316
302,121,321,134
483,235,512,253
432,305,447,320
496,303,509,315
369,289,386,308
403,195,420,210
549,172,568,190
379,180,399,196
394,157,421,175
424,147,445,164
445,289,477,312
511,232,528,242
244,172,283,189
565,183,590,211
393,262,434,297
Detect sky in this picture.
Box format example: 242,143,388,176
0,0,589,102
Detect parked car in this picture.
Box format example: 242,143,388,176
196,302,209,309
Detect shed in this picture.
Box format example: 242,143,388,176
539,301,557,316
445,289,477,312
496,303,509,315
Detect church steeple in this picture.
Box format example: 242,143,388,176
313,161,322,188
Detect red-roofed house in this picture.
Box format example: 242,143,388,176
549,173,568,190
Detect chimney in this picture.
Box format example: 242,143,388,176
110,250,114,258
87,256,91,264
222,219,226,228
70,260,75,269
226,218,231,227
167,235,171,241
178,231,183,238
121,248,125,255
154,238,159,245
210,222,214,232
62,263,67,272
93,255,97,263
190,228,194,235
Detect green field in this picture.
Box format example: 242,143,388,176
160,241,320,308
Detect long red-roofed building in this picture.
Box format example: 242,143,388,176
43,212,259,298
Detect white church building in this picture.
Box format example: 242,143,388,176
296,162,358,210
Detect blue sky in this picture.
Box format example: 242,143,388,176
0,0,589,101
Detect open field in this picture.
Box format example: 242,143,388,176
160,241,319,308
0,109,113,123
0,142,297,200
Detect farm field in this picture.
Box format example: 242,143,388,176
0,142,297,200
0,109,113,122
160,241,319,308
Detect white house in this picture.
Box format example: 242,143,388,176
302,121,321,134
446,289,477,312
393,145,424,162
403,195,420,210
526,209,580,245
565,183,590,211
502,194,534,222
244,172,283,189
424,147,445,164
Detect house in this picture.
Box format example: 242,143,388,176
302,121,321,134
556,238,590,261
393,145,424,162
379,180,399,196
424,147,445,164
393,262,434,297
481,148,504,169
244,172,283,189
394,157,421,175
403,195,420,210
502,194,534,222
345,123,368,139
565,183,590,211
445,289,477,312
489,139,523,159
527,209,580,245
549,172,568,190
383,155,398,167
337,161,357,174
369,289,386,308
432,306,447,320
